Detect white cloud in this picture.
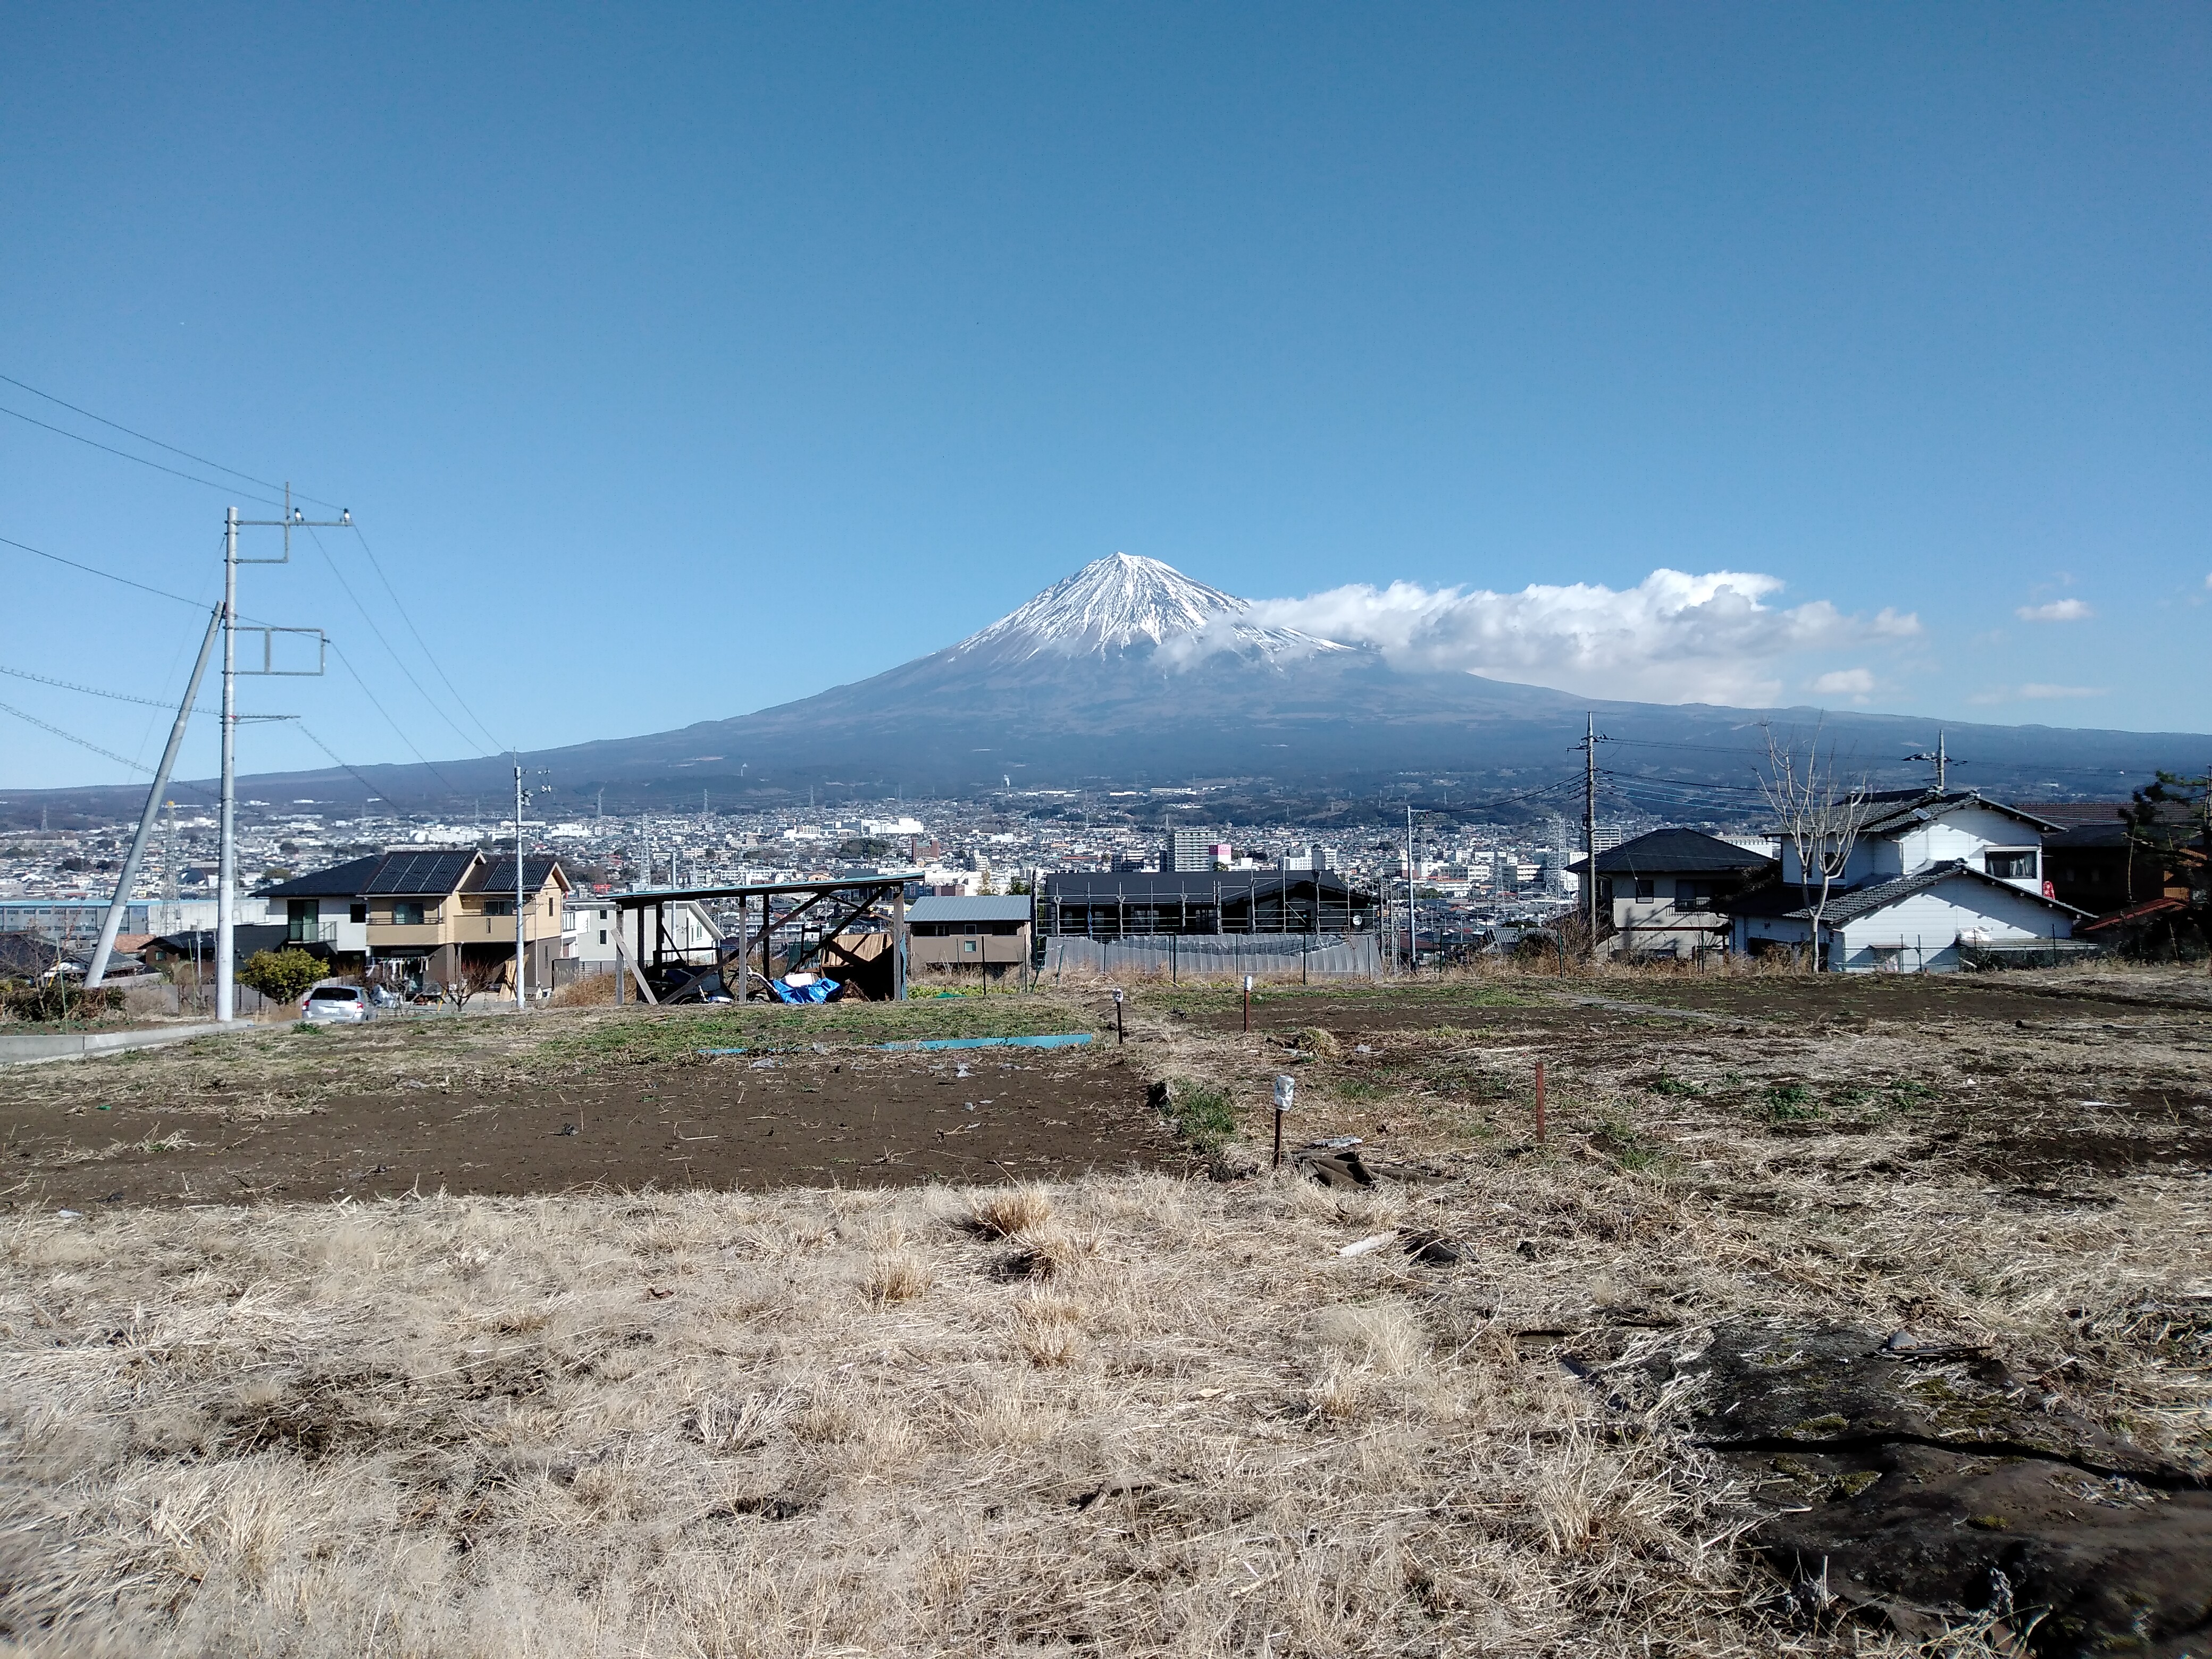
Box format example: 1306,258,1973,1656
1224,569,1919,706
2015,598,2092,623
1809,667,1875,700
1968,683,2109,705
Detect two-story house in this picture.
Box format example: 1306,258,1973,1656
1723,790,2089,971
262,850,571,993
1565,829,1777,959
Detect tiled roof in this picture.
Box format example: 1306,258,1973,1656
1722,860,2090,924
907,896,1033,924
1565,827,1775,878
1856,790,2064,840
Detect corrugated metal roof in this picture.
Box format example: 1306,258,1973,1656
908,896,1033,923
1044,871,1358,902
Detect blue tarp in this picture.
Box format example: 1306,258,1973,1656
697,1032,1094,1057
768,977,839,1004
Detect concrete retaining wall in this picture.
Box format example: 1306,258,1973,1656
0,1022,239,1066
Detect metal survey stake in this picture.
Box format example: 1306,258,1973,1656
1243,973,1253,1033
1272,1073,1295,1168
1113,986,1124,1044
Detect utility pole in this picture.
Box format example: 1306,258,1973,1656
1905,731,1952,794
513,763,549,1012
87,604,221,986
217,489,341,1022
1405,803,1417,974
1580,713,1607,959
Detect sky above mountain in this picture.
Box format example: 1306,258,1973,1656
2,5,2207,790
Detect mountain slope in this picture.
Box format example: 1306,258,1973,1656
9,554,2206,820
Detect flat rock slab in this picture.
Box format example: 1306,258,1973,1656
1648,1321,2211,1656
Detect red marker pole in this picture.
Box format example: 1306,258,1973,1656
1534,1060,1547,1145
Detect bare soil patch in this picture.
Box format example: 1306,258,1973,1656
2,1049,1180,1209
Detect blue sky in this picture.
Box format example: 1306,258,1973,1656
2,4,2207,790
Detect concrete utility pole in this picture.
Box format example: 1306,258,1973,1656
512,763,549,1012
217,489,341,1022
87,604,221,986
1405,804,1417,974
1580,713,1607,957
1907,732,1950,793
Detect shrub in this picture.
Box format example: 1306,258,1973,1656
238,949,326,1006
2,983,124,1022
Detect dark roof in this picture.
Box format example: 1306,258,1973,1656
1856,790,2063,840
145,924,306,961
364,851,479,896
464,856,567,894
2041,820,2132,850
1721,861,2091,924
255,854,386,899
1565,828,1775,879
0,931,62,978
1044,870,1361,903
2017,802,2133,828
908,896,1033,924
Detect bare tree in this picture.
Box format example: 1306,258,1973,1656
1759,722,1872,971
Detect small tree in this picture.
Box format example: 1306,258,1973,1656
238,948,325,1007
1759,723,1872,971
2124,767,2212,963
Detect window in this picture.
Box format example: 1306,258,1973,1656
1985,850,2037,880
483,899,516,917
392,901,425,926
597,929,607,945
1675,881,1710,909
349,902,366,924
962,939,978,953
1633,878,1655,901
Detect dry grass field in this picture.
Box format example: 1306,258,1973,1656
2,962,2207,1657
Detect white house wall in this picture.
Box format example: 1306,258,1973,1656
1780,803,2042,889
1735,874,2072,974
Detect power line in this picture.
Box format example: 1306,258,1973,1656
0,529,209,607
305,526,492,758
0,402,289,507
0,371,343,509
348,523,506,752
0,697,153,774
297,725,398,808
326,639,464,797
0,660,220,715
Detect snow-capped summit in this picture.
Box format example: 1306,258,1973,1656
952,552,1336,663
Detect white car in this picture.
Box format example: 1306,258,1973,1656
299,982,372,1024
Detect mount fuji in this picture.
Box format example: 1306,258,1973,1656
11,554,2207,820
